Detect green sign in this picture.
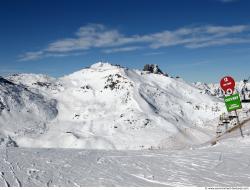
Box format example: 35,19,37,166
224,93,242,112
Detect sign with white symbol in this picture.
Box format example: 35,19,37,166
220,76,235,95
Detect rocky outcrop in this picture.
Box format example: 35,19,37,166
143,64,168,76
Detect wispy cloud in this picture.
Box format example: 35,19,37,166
102,46,143,53
19,51,44,61
19,23,250,61
19,51,86,61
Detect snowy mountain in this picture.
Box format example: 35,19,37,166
0,76,58,148
0,62,225,150
194,80,250,99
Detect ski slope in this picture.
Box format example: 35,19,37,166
1,131,250,187
1,119,250,187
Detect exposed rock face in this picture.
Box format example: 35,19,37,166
143,64,168,76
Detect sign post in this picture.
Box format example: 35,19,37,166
220,76,244,137
234,110,244,137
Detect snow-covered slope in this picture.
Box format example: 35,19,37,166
1,62,225,150
2,115,250,186
2,135,250,187
0,77,58,148
193,82,224,97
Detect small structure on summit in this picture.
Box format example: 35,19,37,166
143,64,168,76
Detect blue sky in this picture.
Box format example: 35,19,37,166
0,0,250,82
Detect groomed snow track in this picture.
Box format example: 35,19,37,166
1,144,250,187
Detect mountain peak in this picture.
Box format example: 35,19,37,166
90,62,121,70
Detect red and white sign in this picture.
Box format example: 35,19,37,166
220,76,235,95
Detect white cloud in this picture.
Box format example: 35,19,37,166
18,51,85,62
103,46,143,53
148,25,250,49
46,25,123,52
205,25,248,35
18,51,44,61
186,38,250,48
19,23,250,61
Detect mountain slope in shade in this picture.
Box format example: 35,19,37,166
0,77,58,147
1,62,225,150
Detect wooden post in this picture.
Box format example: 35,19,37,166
234,110,244,138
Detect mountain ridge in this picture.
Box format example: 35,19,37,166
0,62,224,150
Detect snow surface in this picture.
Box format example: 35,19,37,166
1,132,250,187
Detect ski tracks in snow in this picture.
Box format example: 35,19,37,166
1,146,250,186
0,149,22,187
0,172,10,187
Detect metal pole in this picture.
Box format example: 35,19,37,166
234,110,244,138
